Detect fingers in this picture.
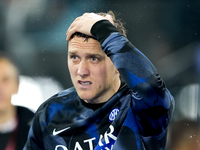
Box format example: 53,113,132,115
66,17,81,40
66,26,76,41
66,12,112,41
66,24,75,41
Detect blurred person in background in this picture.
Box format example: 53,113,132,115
0,53,34,150
166,119,200,150
24,11,174,150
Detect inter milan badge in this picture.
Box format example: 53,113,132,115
109,108,119,122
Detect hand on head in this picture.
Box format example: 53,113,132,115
66,13,113,41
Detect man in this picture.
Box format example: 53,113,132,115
0,53,34,150
24,11,174,150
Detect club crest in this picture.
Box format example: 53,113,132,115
109,108,119,121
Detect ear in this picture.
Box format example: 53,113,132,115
115,69,119,75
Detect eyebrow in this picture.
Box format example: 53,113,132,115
68,51,103,56
86,54,104,58
68,51,105,59
68,51,76,55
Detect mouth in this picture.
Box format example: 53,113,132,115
78,80,92,86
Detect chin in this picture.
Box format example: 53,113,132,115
77,91,94,101
76,88,104,103
79,95,94,101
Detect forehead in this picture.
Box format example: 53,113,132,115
68,36,102,53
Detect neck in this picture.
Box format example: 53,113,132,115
0,105,16,124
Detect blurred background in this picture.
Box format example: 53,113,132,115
0,0,200,149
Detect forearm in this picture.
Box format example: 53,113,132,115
91,20,163,94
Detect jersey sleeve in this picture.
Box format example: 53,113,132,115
91,20,175,138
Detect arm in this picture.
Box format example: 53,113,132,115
91,20,174,137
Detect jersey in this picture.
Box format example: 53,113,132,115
23,20,174,150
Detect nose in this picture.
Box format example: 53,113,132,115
77,61,90,78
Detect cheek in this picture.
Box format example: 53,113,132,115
94,66,111,82
104,65,118,83
68,62,75,75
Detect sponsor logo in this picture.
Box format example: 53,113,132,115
53,127,70,136
109,108,119,122
54,125,117,150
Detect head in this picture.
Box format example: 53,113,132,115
0,54,19,113
67,11,125,104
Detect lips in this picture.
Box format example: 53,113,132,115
78,80,92,86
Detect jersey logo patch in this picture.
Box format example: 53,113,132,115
53,127,70,136
109,108,119,122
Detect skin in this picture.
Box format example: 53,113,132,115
68,36,120,104
0,58,18,123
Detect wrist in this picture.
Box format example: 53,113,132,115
91,20,119,44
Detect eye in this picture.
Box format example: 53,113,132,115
91,57,98,61
88,55,103,64
69,54,80,62
72,56,78,59
89,57,100,63
69,54,77,59
2,77,9,83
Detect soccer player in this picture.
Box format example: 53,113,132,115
24,11,174,150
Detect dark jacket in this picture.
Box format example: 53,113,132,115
16,106,34,150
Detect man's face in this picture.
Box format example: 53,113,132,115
0,59,18,112
68,36,120,104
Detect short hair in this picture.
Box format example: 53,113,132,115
70,10,126,40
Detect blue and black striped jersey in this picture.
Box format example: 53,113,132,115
24,20,174,150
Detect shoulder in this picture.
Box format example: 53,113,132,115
16,106,34,129
33,87,80,125
36,87,78,113
57,87,77,98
